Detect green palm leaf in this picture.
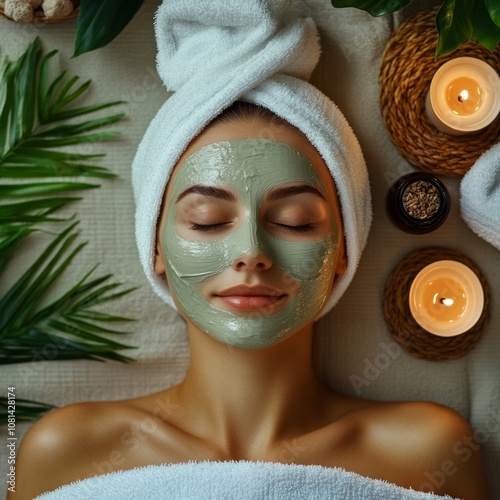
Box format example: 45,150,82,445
0,226,33,273
0,39,137,422
0,182,97,197
0,396,57,424
0,37,125,179
0,223,137,365
0,183,97,234
0,197,80,221
0,37,122,249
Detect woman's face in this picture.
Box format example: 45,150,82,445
155,117,346,349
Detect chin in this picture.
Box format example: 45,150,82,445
213,332,290,350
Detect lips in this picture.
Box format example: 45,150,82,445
215,285,286,311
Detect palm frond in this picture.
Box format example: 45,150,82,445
0,226,33,273
0,197,81,222
0,396,57,424
0,223,137,365
0,37,125,179
0,182,98,197
0,38,124,249
0,39,137,421
0,183,95,237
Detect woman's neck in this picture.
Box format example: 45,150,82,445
173,322,334,458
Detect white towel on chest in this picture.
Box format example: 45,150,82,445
35,461,458,499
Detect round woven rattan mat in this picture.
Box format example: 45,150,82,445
379,8,500,177
383,247,490,361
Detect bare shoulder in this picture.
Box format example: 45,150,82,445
11,400,141,500
403,401,489,500
341,398,489,499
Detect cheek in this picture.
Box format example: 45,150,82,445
164,232,234,284
265,237,337,283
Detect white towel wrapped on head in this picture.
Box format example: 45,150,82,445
34,461,458,499
460,142,500,251
132,0,372,317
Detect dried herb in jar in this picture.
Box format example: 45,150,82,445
402,181,441,220
386,172,450,234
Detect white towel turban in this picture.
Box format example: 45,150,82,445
132,0,372,317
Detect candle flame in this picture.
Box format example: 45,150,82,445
446,77,482,116
440,297,455,307
457,90,469,103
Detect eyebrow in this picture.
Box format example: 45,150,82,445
176,183,326,203
266,184,326,202
176,185,237,203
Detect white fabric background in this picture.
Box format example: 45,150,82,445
1,0,499,497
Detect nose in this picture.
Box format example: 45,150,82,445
232,211,272,272
231,252,273,272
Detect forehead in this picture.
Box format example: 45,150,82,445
165,117,335,201
169,139,327,200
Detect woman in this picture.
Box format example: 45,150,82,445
12,102,488,499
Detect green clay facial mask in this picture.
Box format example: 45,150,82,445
160,139,339,349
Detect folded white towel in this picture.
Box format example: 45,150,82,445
460,142,500,251
35,461,457,499
132,0,372,317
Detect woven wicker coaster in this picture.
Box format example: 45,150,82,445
379,8,500,177
383,247,490,361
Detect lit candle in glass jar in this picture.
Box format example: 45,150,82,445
425,57,500,135
409,260,484,337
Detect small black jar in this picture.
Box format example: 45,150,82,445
387,172,450,234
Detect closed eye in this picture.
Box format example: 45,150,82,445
190,222,231,232
271,223,315,233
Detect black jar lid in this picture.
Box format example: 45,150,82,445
387,172,450,234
